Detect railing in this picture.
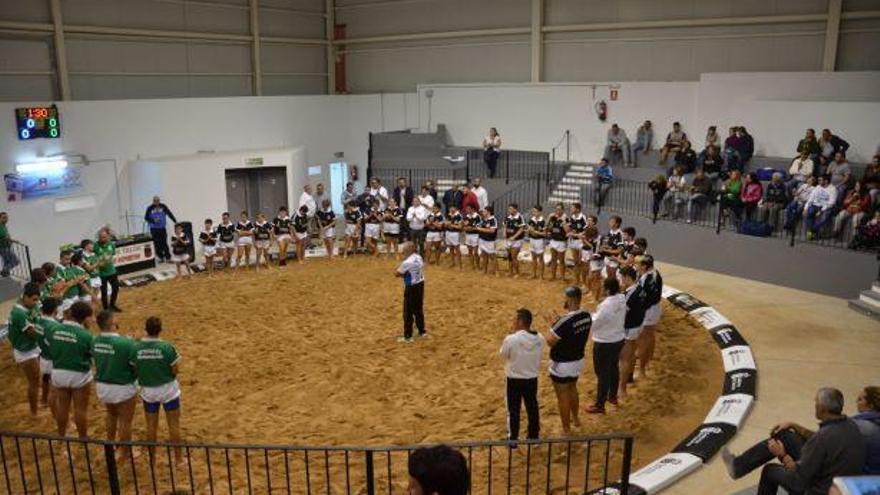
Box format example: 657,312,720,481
372,165,469,192
465,149,551,184
1,240,32,281
0,430,634,495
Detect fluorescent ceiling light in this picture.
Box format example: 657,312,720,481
15,160,68,174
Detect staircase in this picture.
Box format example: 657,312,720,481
546,163,592,206
849,281,880,321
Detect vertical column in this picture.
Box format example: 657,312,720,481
530,0,543,82
822,0,842,71
326,0,336,94
49,0,70,100
249,0,263,96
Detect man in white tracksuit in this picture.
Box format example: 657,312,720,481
500,308,545,441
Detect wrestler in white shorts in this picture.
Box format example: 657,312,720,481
478,239,496,255
364,224,380,239
590,256,605,272
322,227,336,239
507,239,523,250
39,355,53,375
171,253,190,264
254,240,271,250
51,369,93,389
580,249,592,263
13,347,41,364
465,233,479,247
567,239,583,251
445,231,460,246
383,223,400,237
96,382,138,404
345,224,359,237
549,240,567,253
529,238,545,254
219,241,236,252
237,236,253,247
643,303,662,326
294,231,309,241
275,234,292,243
203,245,217,258
426,231,442,242
624,326,643,341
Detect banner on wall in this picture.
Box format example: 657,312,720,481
3,166,83,201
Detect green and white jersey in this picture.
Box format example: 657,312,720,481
91,333,137,385
35,316,62,357
61,264,86,299
83,252,100,277
93,241,117,277
132,338,180,387
7,303,38,353
49,321,93,372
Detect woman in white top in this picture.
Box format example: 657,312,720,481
663,166,688,219
586,278,626,415
482,127,502,178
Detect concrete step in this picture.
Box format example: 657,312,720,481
570,164,594,172
860,290,880,308
561,177,592,184
873,281,880,293
556,184,582,191
849,298,880,321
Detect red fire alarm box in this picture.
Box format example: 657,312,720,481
610,89,619,101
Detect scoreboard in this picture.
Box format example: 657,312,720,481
15,105,61,140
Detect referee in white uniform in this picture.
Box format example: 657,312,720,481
500,308,544,441
395,242,426,343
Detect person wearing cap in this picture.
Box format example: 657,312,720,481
543,285,592,435
500,308,544,441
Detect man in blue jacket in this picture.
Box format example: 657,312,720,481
144,196,177,263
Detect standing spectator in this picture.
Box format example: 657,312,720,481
0,212,20,277
298,184,316,218
704,125,720,149
407,197,430,256
738,127,755,165
788,150,816,189
826,152,853,198
393,177,414,210
604,124,632,167
341,181,357,207
595,159,614,208
698,145,724,180
460,184,480,214
442,183,463,215
804,175,839,240
586,278,626,415
407,445,469,495
687,169,714,223
472,178,489,210
648,175,668,220
659,122,687,165
723,126,744,173
740,172,764,222
418,186,435,210
833,181,870,239
499,308,544,441
425,180,439,204
314,183,326,211
863,155,880,205
631,120,653,163
784,177,817,232
662,166,687,219
758,173,788,229
819,129,850,168
673,140,697,174
720,170,744,226
368,177,389,211
144,196,177,264
395,241,426,343
797,128,821,163
482,127,502,178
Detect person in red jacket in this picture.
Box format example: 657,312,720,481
740,172,763,222
461,184,480,214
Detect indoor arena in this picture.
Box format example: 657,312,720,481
1,1,879,494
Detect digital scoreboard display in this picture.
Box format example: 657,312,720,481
15,105,61,140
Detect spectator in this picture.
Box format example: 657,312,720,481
595,159,613,208
472,178,489,210
482,127,502,178
723,126,743,173
418,186,435,210
804,174,839,240
854,385,880,475
827,151,853,198
788,150,816,189
850,211,880,250
659,122,687,165
863,155,880,205
738,126,755,164
425,180,439,204
698,144,724,180
648,175,668,220
314,183,326,210
393,177,414,210
298,185,316,218
341,181,357,207
705,125,720,149
673,140,697,175
631,120,653,162
662,166,687,219
406,197,430,255
499,308,544,441
797,128,821,162
407,445,469,495
833,181,870,239
604,124,632,167
0,212,20,277
442,183,463,215
720,170,744,226
687,169,714,223
819,129,850,168
368,177,389,211
144,196,178,264
740,172,763,222
721,387,866,495
758,173,788,229
460,184,480,214
784,177,818,232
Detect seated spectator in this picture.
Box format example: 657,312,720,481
673,140,697,175
720,170,744,226
737,126,755,165
854,385,880,475
631,120,653,161
408,445,469,495
648,175,668,220
863,155,880,206
826,151,853,199
788,150,815,189
698,144,724,180
595,158,613,208
721,387,866,495
687,169,714,223
850,211,880,250
723,126,744,173
758,173,788,229
604,124,632,167
819,128,850,169
803,174,839,240
705,125,720,150
740,172,763,222
784,177,817,232
659,122,687,165
662,166,687,219
833,181,871,239
797,128,821,164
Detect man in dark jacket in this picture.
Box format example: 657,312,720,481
442,184,463,215
392,177,414,211
144,196,177,263
758,173,789,229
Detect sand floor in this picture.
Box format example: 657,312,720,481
0,256,721,494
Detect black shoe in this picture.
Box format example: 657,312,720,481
111,306,123,312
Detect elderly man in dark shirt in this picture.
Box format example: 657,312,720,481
723,387,866,495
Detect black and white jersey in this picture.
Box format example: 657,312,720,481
236,220,254,234
620,241,636,261
547,214,567,241
567,213,587,234
549,310,592,362
479,216,497,241
316,209,336,227
292,212,309,233
199,229,217,246
605,229,624,249
624,284,647,329
447,212,463,231
365,207,382,224
171,234,189,255
427,212,445,231
344,209,362,224
216,223,236,243
528,216,546,238
273,216,292,235
504,214,525,239
464,212,482,232
640,270,664,307
383,207,403,223
254,221,273,240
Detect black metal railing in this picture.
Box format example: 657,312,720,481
465,149,551,184
372,166,469,193
1,240,32,281
0,430,634,495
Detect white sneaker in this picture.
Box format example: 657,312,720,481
417,333,430,339
721,447,736,479
397,336,414,343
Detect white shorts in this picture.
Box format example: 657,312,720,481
219,241,236,250
605,257,620,269
550,240,567,253
96,382,138,404
254,239,271,250
445,232,460,246
383,223,400,235
465,234,479,247
345,224,359,237
322,228,335,239
13,347,41,364
39,356,53,375
590,257,605,272
624,326,644,341
581,250,592,263
294,231,308,241
365,224,381,239
548,359,585,379
89,277,102,289
643,303,662,326
140,380,181,405
276,233,292,243
529,239,545,254
426,231,442,242
171,253,190,264
568,239,583,250
237,236,253,246
507,239,523,250
51,369,93,389
203,245,217,257
478,239,496,254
